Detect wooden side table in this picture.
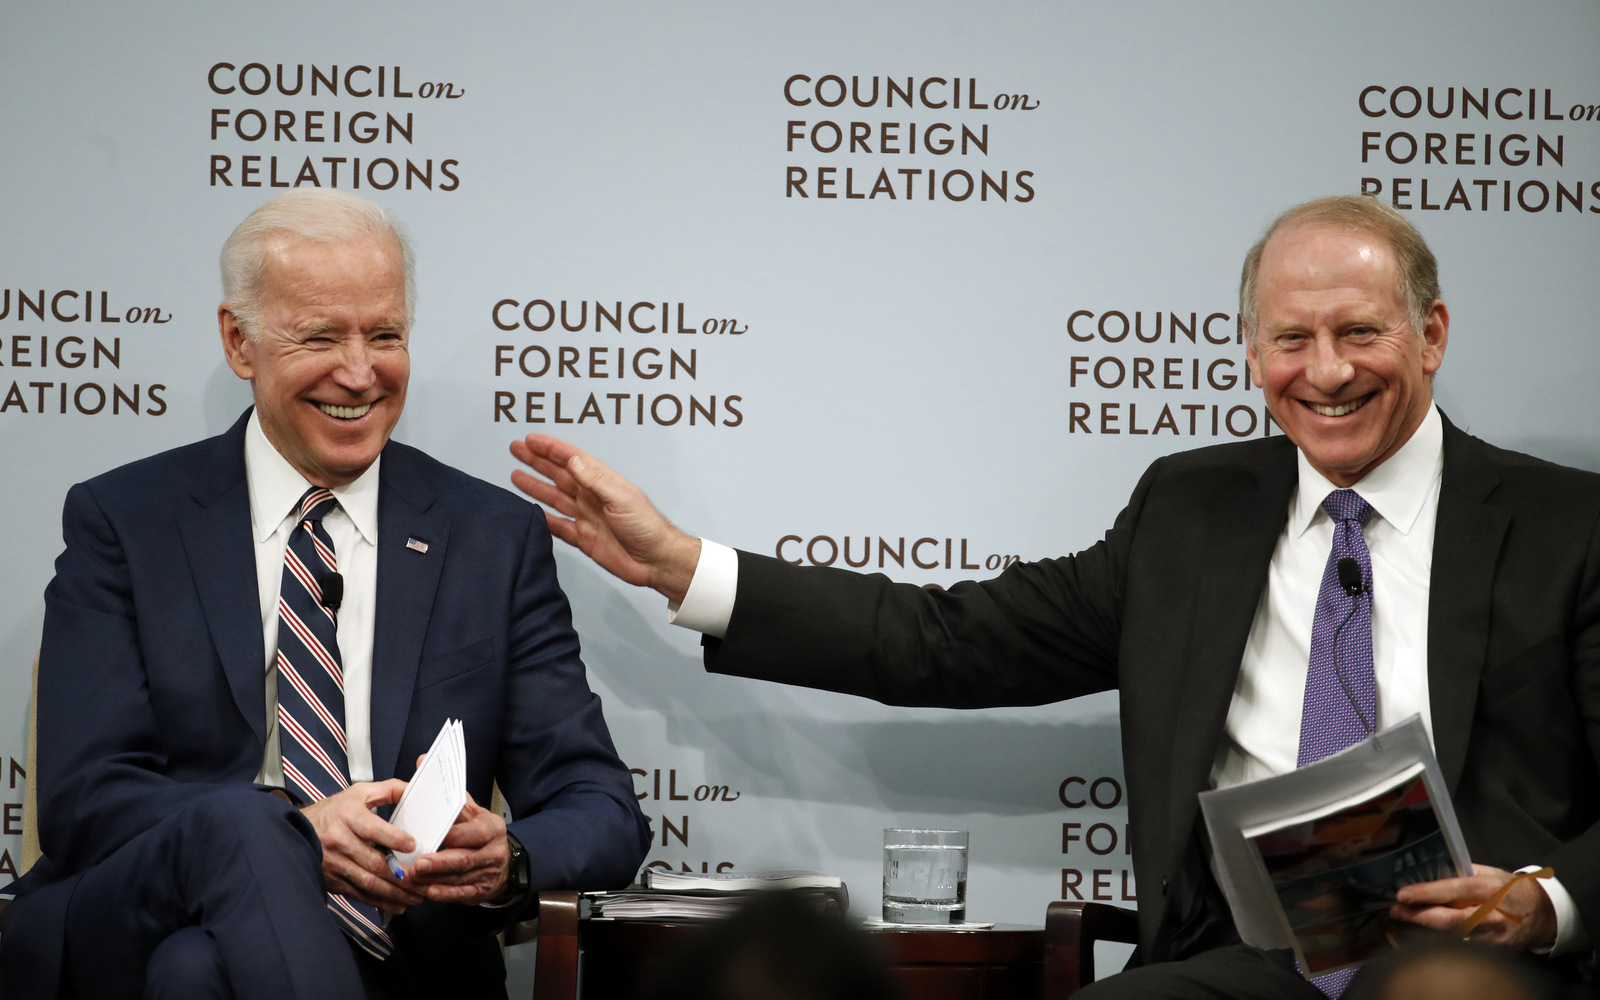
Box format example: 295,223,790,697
571,916,1044,1000
867,923,1044,1000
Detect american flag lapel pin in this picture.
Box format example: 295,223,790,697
406,537,430,554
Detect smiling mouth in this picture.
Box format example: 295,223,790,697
1304,394,1372,418
318,402,373,420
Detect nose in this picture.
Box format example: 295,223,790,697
1305,334,1354,394
330,341,376,393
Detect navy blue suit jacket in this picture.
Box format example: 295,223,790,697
4,410,649,995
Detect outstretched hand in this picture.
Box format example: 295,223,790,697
510,434,701,603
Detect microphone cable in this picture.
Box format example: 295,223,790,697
1328,556,1375,737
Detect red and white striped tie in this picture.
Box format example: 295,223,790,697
276,486,394,960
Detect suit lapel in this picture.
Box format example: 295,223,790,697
368,444,448,781
1165,446,1298,826
1427,420,1506,791
177,413,269,746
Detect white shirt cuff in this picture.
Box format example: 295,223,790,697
666,539,738,639
1518,865,1588,956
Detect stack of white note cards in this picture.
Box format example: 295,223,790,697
389,718,466,870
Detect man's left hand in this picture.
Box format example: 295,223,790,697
406,794,512,905
1391,864,1556,950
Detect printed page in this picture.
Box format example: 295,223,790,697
388,719,467,870
1199,715,1471,957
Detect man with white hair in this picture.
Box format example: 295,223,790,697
0,190,649,999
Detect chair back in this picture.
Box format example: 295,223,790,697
22,652,40,873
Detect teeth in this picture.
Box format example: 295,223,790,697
1309,398,1367,417
318,403,372,420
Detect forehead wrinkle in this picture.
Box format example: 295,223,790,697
287,318,342,338
286,312,408,337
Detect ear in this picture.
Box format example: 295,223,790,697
1244,333,1263,388
219,304,255,381
1420,299,1448,376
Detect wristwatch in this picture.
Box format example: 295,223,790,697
505,832,531,894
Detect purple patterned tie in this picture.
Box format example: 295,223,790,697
1298,489,1376,766
1297,488,1376,996
276,487,394,960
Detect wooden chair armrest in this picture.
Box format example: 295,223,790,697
529,890,582,1000
1042,900,1139,997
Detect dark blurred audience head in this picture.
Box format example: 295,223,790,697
637,891,900,1000
1345,939,1553,1000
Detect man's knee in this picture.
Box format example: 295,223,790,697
144,927,233,1000
178,786,310,834
1075,946,1321,1000
174,787,320,870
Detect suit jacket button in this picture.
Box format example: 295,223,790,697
1160,876,1169,894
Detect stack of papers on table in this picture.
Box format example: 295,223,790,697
583,892,752,920
583,869,850,920
640,869,845,893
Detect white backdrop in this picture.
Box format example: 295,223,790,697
2,1,1598,987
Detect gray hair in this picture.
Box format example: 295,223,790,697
220,189,415,338
1239,194,1440,338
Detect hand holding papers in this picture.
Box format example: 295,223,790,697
1390,864,1560,951
386,719,466,875
1453,868,1553,937
1200,716,1472,976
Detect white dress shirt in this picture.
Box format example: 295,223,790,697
245,411,381,786
667,403,1582,952
1211,405,1443,789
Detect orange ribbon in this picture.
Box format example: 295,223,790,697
1456,867,1553,938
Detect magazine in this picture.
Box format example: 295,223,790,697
1199,715,1471,975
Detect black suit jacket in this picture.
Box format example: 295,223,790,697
702,417,1600,963
4,411,650,997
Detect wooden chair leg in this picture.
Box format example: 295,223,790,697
531,890,582,1000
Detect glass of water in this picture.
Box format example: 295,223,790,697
882,828,968,924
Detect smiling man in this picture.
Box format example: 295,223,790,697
219,231,412,489
0,190,649,1000
509,195,1600,997
1243,205,1448,489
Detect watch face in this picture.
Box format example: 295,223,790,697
509,837,530,890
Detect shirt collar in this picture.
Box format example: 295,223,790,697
244,409,381,545
1289,403,1443,538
